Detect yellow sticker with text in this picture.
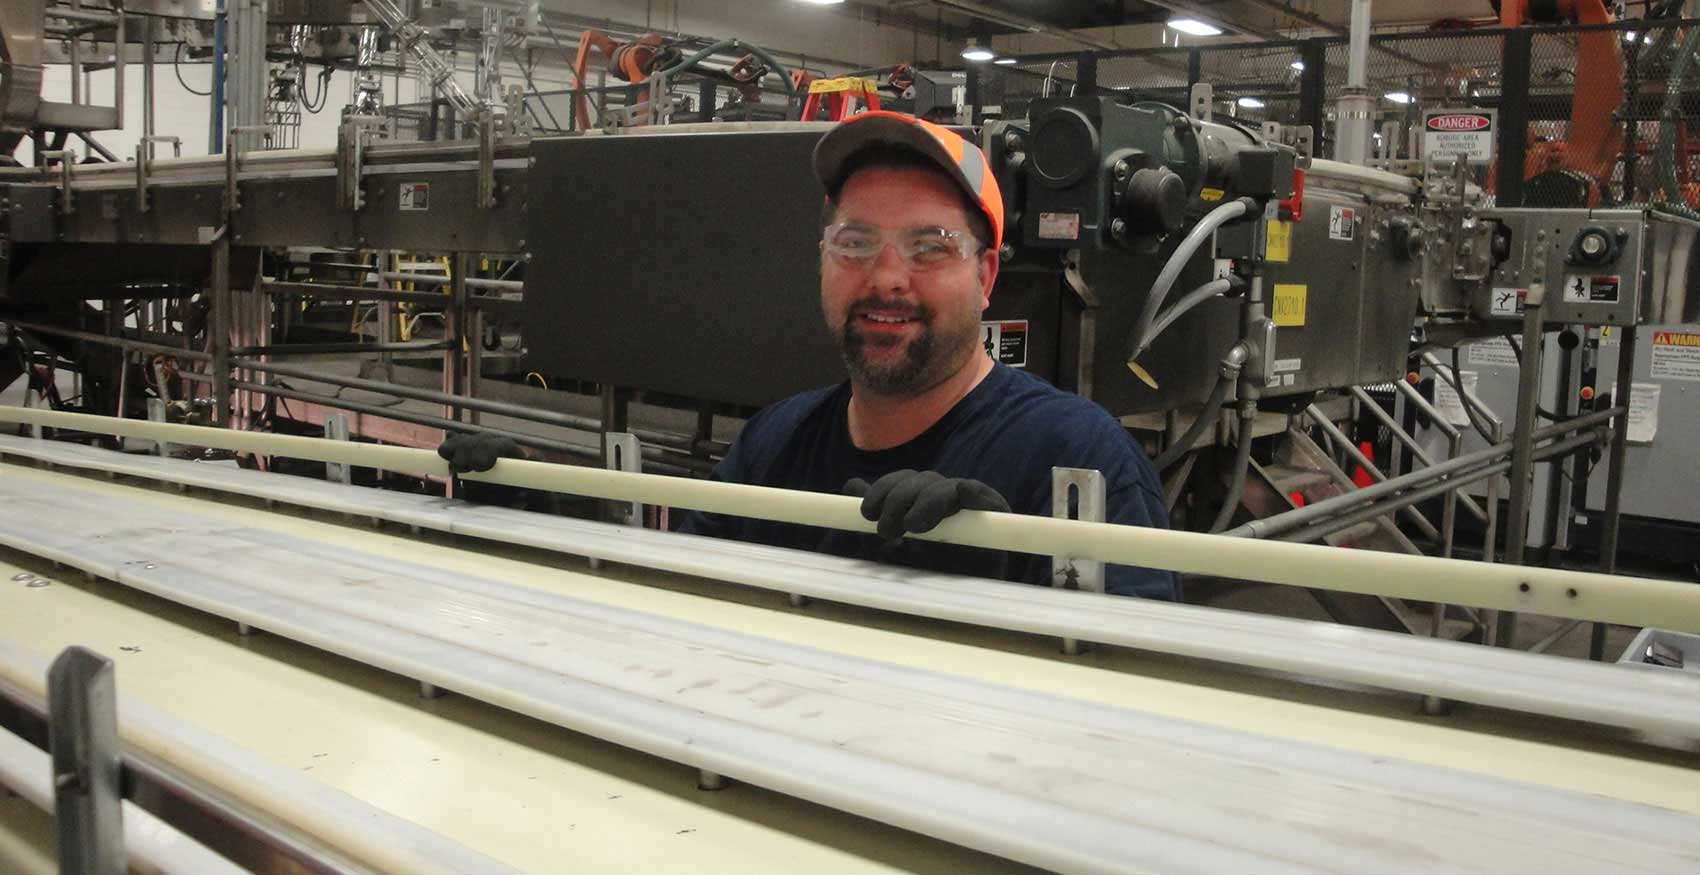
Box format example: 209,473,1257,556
1273,283,1307,327
1200,187,1225,202
1266,220,1291,263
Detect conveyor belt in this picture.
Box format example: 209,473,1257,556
0,465,1697,874
3,434,1698,740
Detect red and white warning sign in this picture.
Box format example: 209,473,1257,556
1423,108,1497,165
1651,330,1700,381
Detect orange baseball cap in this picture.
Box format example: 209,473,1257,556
812,111,1005,251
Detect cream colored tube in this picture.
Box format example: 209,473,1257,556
3,406,1697,633
0,642,521,875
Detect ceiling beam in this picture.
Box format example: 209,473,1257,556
913,0,1125,50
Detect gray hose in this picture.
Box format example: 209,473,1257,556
1144,277,1233,349
1210,406,1256,533
1129,198,1253,361
1151,373,1231,472
657,39,798,99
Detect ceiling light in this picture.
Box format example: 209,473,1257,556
1384,91,1413,104
961,39,995,62
1290,60,1305,71
797,0,845,5
1237,96,1265,108
1167,18,1223,36
993,57,1017,65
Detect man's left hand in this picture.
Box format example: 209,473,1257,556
844,470,1010,541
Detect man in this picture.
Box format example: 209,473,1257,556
442,111,1177,600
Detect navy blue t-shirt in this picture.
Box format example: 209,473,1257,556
678,364,1179,600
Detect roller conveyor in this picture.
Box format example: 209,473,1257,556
1,462,1699,874
2,433,1698,740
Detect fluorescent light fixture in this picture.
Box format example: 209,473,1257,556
961,39,995,62
1167,18,1223,36
1290,60,1305,71
797,0,845,5
993,57,1018,65
1237,96,1265,108
1384,91,1413,104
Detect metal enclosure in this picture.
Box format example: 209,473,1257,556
1475,209,1700,327
521,126,1055,409
522,128,844,408
1584,323,1700,526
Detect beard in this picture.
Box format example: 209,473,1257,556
837,298,980,396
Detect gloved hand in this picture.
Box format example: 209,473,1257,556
844,470,1011,541
437,432,521,474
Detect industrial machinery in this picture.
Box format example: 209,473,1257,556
2,2,1700,871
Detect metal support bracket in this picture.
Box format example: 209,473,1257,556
1189,82,1212,122
477,109,498,209
336,120,370,211
133,136,182,213
605,432,643,526
1051,467,1106,655
324,413,352,484
146,398,173,457
42,150,76,216
48,646,127,875
589,431,643,572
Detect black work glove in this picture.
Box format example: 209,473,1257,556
844,470,1011,541
437,432,521,474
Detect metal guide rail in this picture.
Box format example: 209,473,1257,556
3,406,1698,635
0,643,521,875
0,464,1696,874
2,431,1698,741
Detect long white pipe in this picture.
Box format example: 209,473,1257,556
0,642,522,875
0,725,248,875
4,433,1697,738
2,407,1697,634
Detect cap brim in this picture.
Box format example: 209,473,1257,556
812,113,974,200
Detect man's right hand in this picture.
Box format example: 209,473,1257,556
437,433,521,474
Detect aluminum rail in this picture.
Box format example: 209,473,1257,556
0,408,1696,634
1230,406,1622,540
9,320,214,363
4,433,1697,739
1348,384,1487,523
230,379,714,476
235,358,723,456
0,469,1694,875
1279,430,1603,545
0,644,521,875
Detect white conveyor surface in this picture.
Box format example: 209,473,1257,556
3,433,1698,739
4,407,1697,634
0,465,1697,874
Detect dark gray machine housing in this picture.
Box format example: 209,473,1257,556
522,115,1420,417
521,127,1057,410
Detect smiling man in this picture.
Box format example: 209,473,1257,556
676,112,1178,600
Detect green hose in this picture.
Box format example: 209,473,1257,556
655,39,798,101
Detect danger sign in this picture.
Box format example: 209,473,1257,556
1423,108,1497,165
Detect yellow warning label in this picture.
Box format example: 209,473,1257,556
1200,187,1225,202
1653,330,1700,347
1266,220,1291,263
808,77,879,95
1273,283,1307,327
